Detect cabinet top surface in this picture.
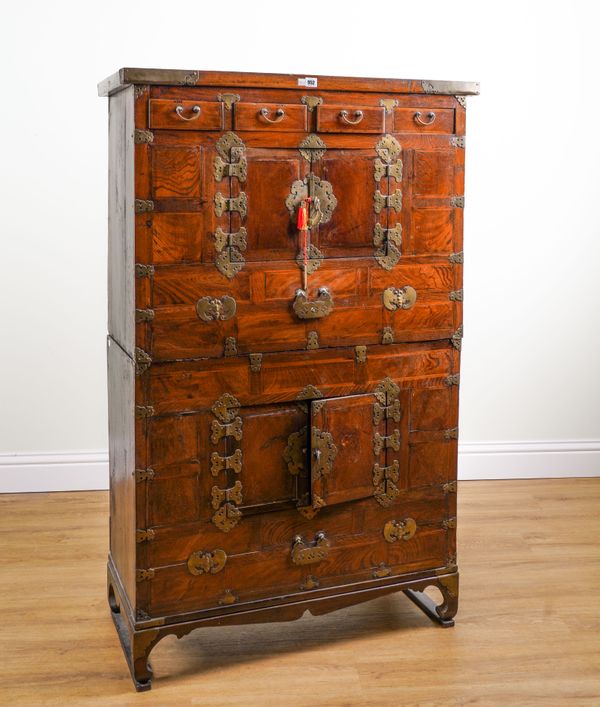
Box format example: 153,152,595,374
98,67,480,97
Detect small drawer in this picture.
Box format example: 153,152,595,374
233,103,308,132
316,105,385,133
148,99,224,131
394,107,455,133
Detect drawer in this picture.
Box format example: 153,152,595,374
148,99,225,131
141,258,459,361
316,105,385,133
233,103,308,132
141,489,451,617
393,106,455,134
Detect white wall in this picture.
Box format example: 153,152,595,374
1,0,599,491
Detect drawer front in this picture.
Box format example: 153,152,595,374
393,107,455,134
141,488,451,617
139,258,459,361
233,103,308,132
148,99,225,131
316,105,385,133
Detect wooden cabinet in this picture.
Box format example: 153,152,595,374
99,68,478,691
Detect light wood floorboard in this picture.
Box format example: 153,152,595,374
0,479,599,705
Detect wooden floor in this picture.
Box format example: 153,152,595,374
0,479,599,706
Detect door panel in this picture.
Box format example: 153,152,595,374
241,147,309,261
310,394,376,507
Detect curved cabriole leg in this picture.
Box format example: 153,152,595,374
131,630,161,692
403,572,459,627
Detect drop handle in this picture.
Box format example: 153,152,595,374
259,107,285,123
414,111,436,126
175,104,201,121
339,109,364,125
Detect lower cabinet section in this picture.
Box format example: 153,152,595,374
133,341,459,621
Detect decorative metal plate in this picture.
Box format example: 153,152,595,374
299,134,327,162
211,393,241,422
301,96,323,111
375,134,402,164
312,427,338,480
196,295,237,322
291,532,330,565
212,503,242,533
297,384,323,400
292,287,334,319
296,243,324,274
187,548,227,576
211,449,243,476
210,417,243,444
286,175,337,224
383,518,417,543
382,285,417,311
216,131,244,160
374,377,400,405
283,427,307,476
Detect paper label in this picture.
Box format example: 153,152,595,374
297,77,318,88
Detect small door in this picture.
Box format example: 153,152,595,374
310,394,376,507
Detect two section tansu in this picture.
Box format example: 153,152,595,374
101,68,477,691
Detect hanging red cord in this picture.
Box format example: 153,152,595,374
297,198,311,291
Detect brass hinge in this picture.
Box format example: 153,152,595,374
449,289,464,302
135,263,155,278
450,136,465,148
249,353,263,373
134,468,155,482
443,480,458,494
211,480,243,510
379,98,399,114
214,192,247,218
451,325,463,351
444,427,459,440
135,348,152,376
211,417,243,444
134,129,154,144
355,346,367,364
373,399,401,424
135,308,155,323
136,529,155,543
224,336,237,357
445,373,460,387
448,251,464,265
443,517,457,530
211,448,243,476
135,199,154,213
450,196,465,208
381,326,394,345
374,190,402,213
374,159,403,182
217,93,240,110
301,95,323,111
373,460,400,507
373,430,401,455
136,569,155,582
135,405,155,419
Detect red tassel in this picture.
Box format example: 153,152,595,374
297,200,308,231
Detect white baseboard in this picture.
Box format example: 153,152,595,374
457,440,600,480
0,451,109,493
0,441,599,493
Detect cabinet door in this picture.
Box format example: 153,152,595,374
309,394,377,508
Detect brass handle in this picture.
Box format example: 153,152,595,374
414,111,436,126
339,109,364,125
293,287,334,319
259,107,285,123
175,104,201,121
291,532,330,565
382,286,417,311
